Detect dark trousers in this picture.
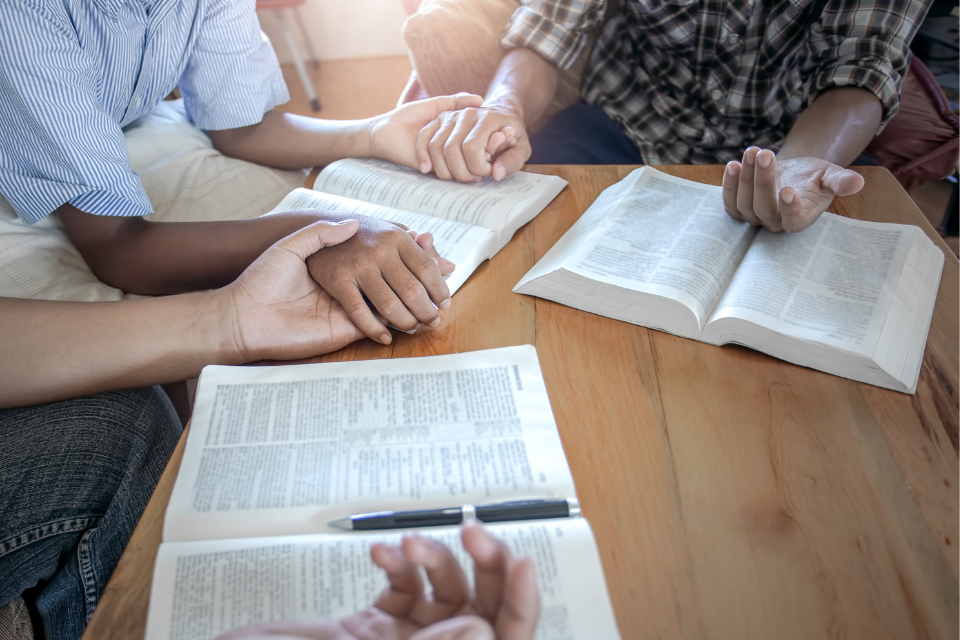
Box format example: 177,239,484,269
0,387,181,639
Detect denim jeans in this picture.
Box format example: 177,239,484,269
0,387,182,640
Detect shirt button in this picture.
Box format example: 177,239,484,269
133,97,142,108
711,89,724,101
727,33,741,46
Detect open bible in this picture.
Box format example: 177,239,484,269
514,167,945,394
145,346,620,640
265,158,567,294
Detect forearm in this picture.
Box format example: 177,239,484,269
485,48,559,125
58,205,343,295
0,293,234,408
207,110,374,170
778,87,883,165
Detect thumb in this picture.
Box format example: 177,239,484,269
421,92,483,118
279,219,359,261
821,166,864,197
491,145,529,182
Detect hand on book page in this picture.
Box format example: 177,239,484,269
722,148,864,233
304,216,455,344
217,220,365,362
216,524,539,640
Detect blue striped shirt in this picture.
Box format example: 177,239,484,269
0,0,289,225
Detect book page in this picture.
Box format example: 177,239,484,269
266,188,497,294
146,518,620,640
164,346,576,543
312,158,566,235
705,213,915,354
563,167,757,329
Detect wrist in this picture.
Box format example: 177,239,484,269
206,288,248,366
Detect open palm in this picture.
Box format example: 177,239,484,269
722,147,865,232
217,524,539,640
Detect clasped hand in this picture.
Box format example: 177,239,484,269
217,523,540,640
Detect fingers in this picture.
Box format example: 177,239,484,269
821,166,865,197
753,149,782,232
735,147,762,226
415,232,456,277
461,523,510,621
490,142,529,182
371,542,426,618
778,187,806,232
324,279,393,345
495,556,540,640
278,219,359,261
399,237,452,309
722,161,743,221
403,535,471,618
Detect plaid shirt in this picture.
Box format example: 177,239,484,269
502,0,930,164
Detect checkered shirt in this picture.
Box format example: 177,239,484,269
502,0,931,164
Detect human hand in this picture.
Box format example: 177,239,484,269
722,147,865,232
304,214,456,344
369,93,484,171
416,104,529,183
216,220,366,363
217,523,540,640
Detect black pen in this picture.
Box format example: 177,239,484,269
328,498,580,531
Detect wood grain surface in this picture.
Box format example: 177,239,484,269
83,165,959,640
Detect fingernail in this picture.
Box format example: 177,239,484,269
485,152,492,162
379,332,392,345
439,298,452,310
493,166,505,181
782,191,795,204
428,317,442,329
745,153,755,165
726,161,739,175
757,153,771,168
419,161,430,173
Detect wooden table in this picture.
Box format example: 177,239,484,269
84,165,959,640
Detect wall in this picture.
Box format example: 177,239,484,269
257,0,410,63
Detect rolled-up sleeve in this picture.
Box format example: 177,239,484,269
178,0,289,131
0,2,153,225
501,0,606,70
801,0,931,123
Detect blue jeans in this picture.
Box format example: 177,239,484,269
0,387,181,640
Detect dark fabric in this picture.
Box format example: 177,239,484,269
0,387,182,640
529,102,643,165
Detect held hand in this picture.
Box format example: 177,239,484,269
369,93,484,171
305,215,455,345
217,524,540,640
722,147,865,232
216,220,366,362
416,105,529,183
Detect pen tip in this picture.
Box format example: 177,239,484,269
328,517,353,531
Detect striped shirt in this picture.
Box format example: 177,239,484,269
0,0,289,225
502,0,930,165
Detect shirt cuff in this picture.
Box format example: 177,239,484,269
806,61,902,124
70,188,153,219
501,6,589,70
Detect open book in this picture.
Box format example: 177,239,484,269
145,346,620,639
515,167,945,394
266,158,567,294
